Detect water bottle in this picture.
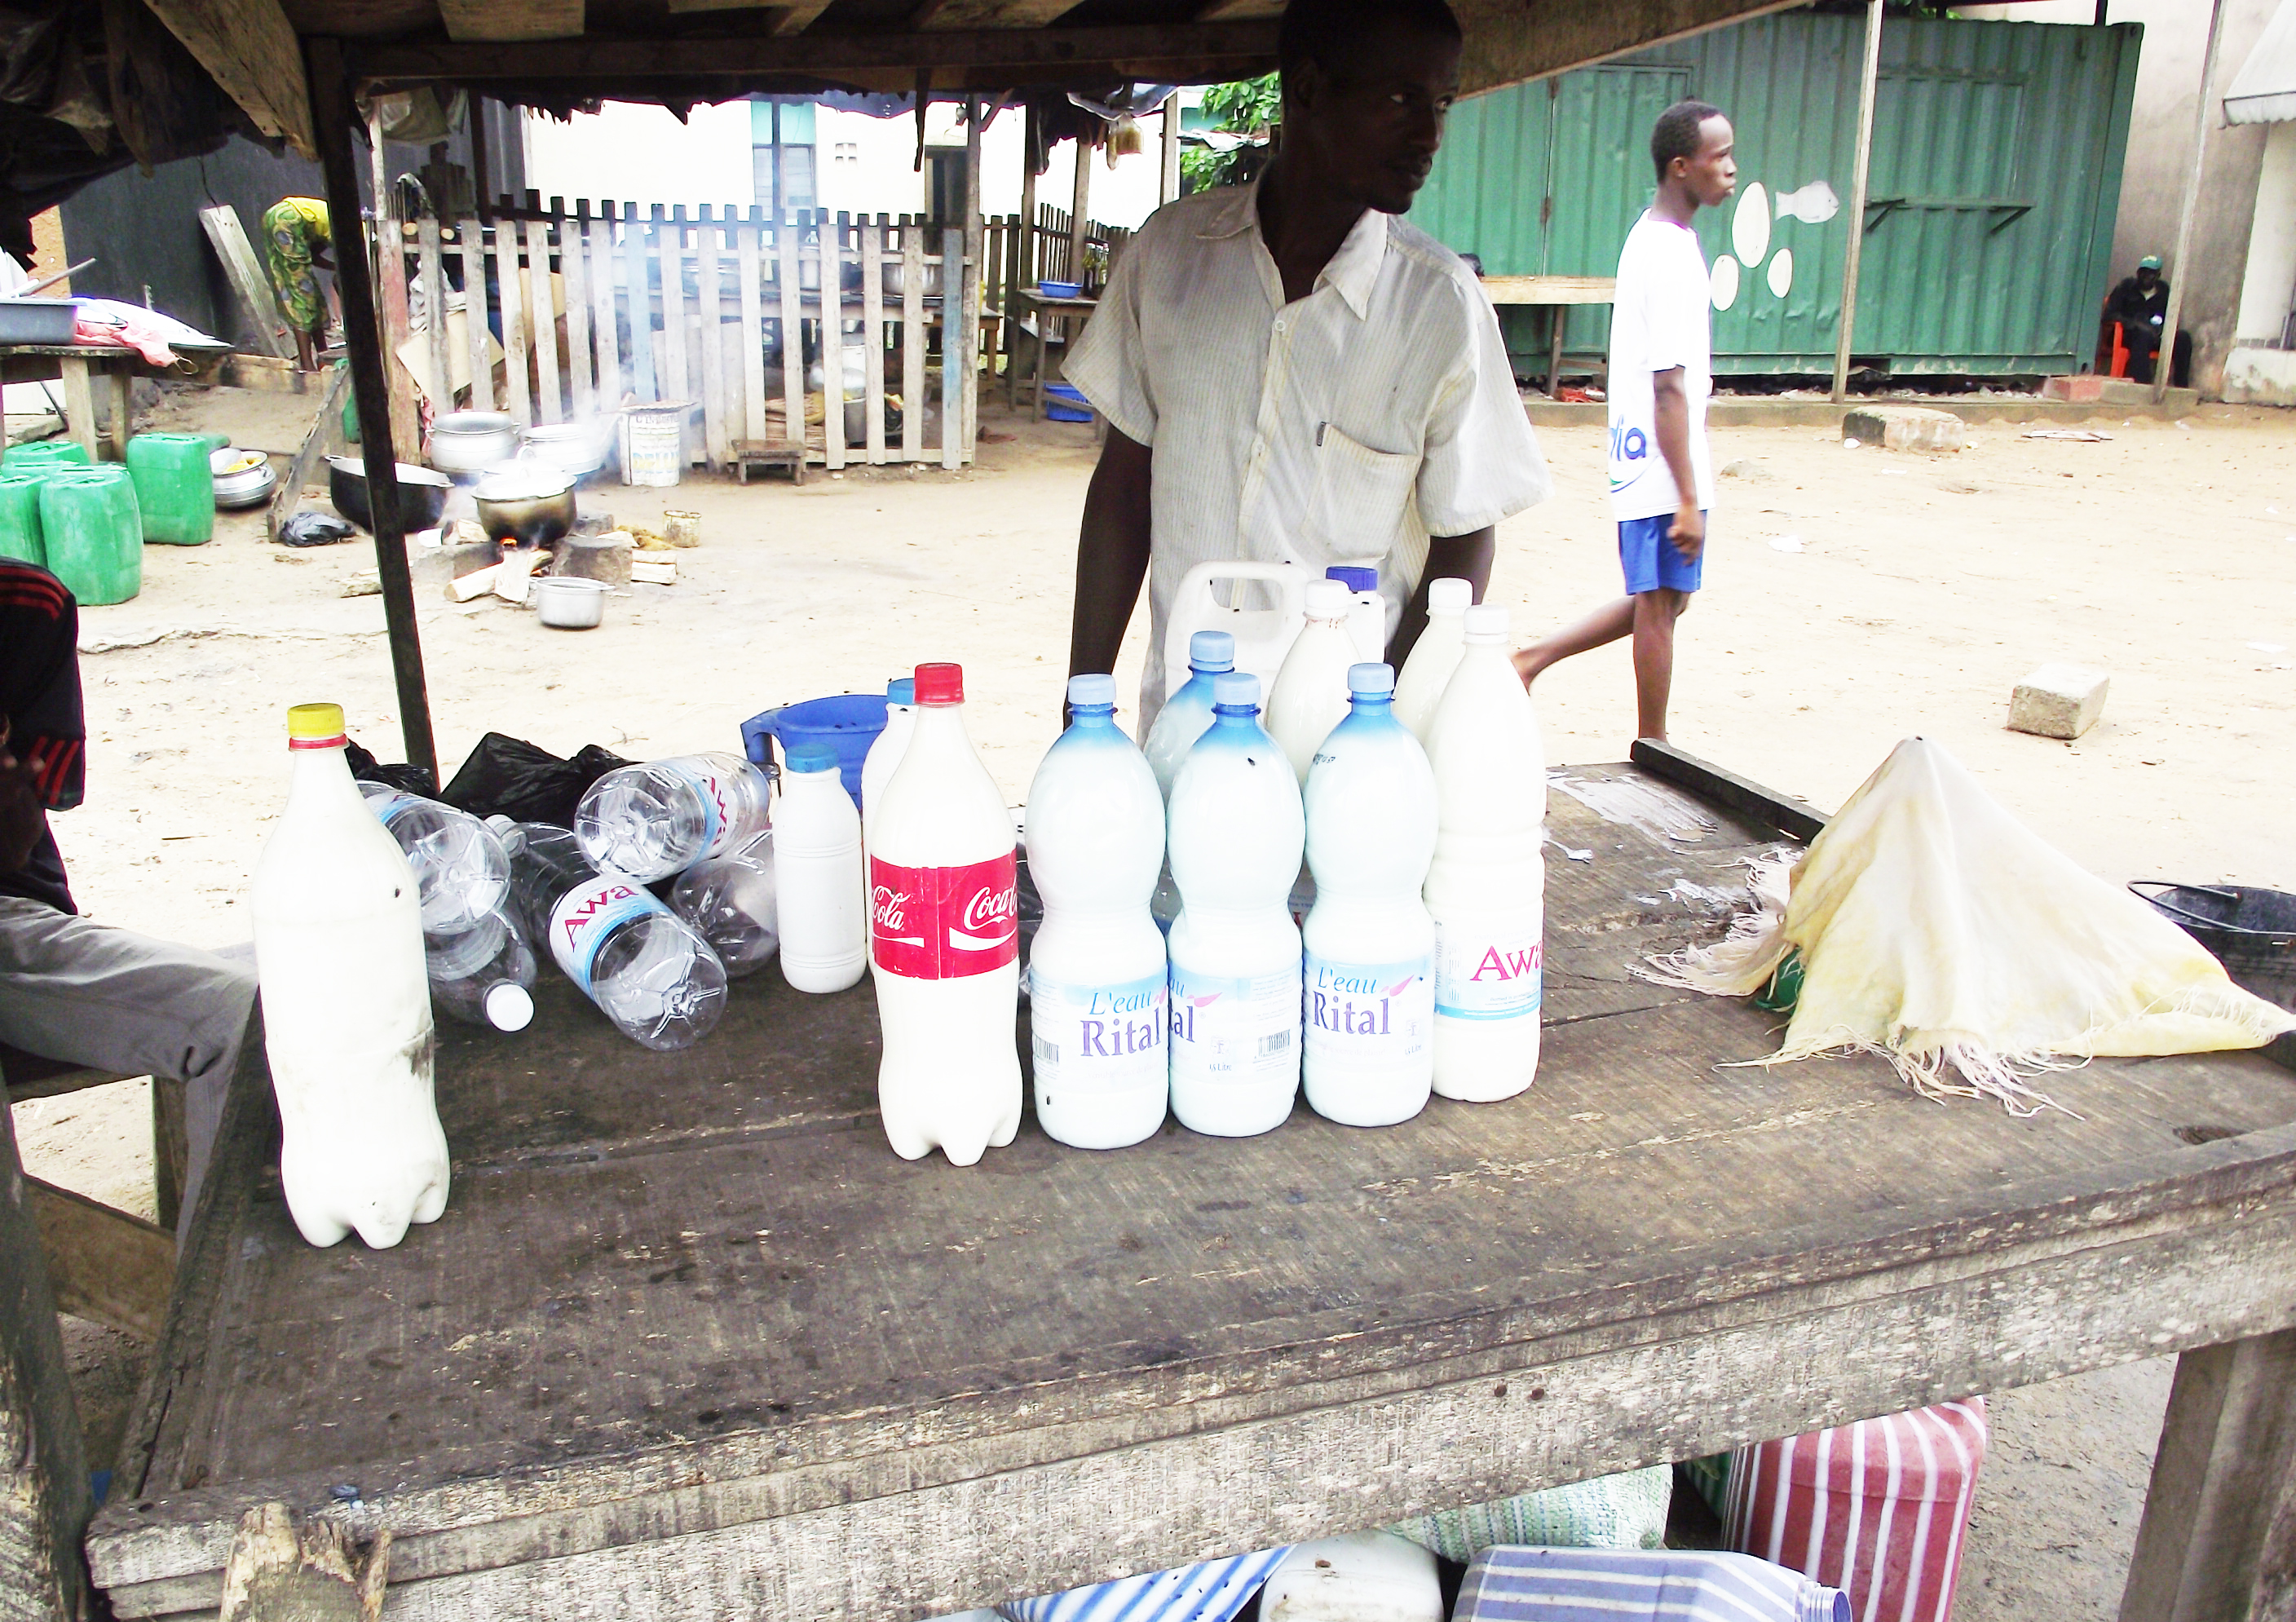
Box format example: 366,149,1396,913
573,750,772,882
425,906,537,1032
1424,604,1547,1103
1024,674,1168,1150
1393,577,1473,745
360,782,511,935
1325,564,1386,662
1302,664,1437,1127
869,662,1022,1165
860,676,917,829
495,817,729,1050
670,833,779,979
1168,672,1304,1138
250,704,448,1249
774,746,868,993
1143,630,1234,802
1265,578,1360,784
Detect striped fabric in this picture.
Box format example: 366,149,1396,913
1721,1400,1989,1622
1456,1546,1849,1622
994,1546,1293,1622
1387,1465,1673,1561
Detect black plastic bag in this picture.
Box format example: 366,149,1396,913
344,737,439,798
439,732,632,828
280,511,356,547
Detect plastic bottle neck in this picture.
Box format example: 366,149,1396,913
1189,661,1234,679
286,740,364,815
1067,704,1119,732
1210,704,1261,729
1349,692,1397,718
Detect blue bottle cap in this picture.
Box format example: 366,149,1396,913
1327,565,1379,593
1211,671,1261,709
786,743,838,773
1348,662,1395,696
1188,630,1236,671
1066,674,1118,708
886,677,916,704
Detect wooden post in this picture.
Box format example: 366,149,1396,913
589,211,620,407
367,108,422,456
697,204,727,468
940,225,963,471
902,221,925,463
1018,104,1039,291
417,214,451,414
624,203,656,402
460,214,492,410
777,211,804,456
861,217,886,464
1830,0,1882,404
1161,91,1182,205
495,210,530,426
469,95,491,223
962,96,983,459
309,36,437,781
661,205,689,405
2154,0,2227,404
823,214,846,471
1067,131,1092,294
739,206,766,451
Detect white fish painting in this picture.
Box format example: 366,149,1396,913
1774,180,1841,225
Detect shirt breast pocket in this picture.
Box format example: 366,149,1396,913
1304,426,1419,559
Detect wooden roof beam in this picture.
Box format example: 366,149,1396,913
438,0,585,42
140,0,315,156
1453,0,1807,95
917,0,1093,33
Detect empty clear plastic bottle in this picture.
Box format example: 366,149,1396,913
360,782,511,935
573,751,771,882
493,817,729,1050
671,832,779,979
425,906,538,1032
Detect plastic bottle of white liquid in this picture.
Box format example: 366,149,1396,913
1302,664,1437,1127
1265,578,1360,784
1024,674,1169,1150
1168,672,1304,1138
671,832,779,979
1423,603,1547,1102
424,906,538,1032
573,750,772,882
1326,565,1386,662
774,745,868,993
1143,630,1234,802
1393,577,1473,745
861,675,916,829
870,662,1022,1165
250,704,450,1249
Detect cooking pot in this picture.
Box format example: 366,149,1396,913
520,422,610,481
474,466,577,548
534,575,607,630
328,456,452,533
210,449,276,511
430,410,518,474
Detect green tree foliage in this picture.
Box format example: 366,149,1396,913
1180,73,1280,192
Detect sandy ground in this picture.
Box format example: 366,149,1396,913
13,383,2296,1613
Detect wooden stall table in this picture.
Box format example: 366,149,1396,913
0,344,205,462
83,752,2296,1621
1478,276,1617,399
1006,284,1101,420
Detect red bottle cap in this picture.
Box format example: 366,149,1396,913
913,662,965,705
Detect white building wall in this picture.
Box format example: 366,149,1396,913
520,100,754,210
2236,119,2296,343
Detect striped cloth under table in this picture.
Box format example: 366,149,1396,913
1455,1546,1849,1622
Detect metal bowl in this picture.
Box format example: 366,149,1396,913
328,456,452,532
430,410,519,474
474,467,577,548
211,450,276,510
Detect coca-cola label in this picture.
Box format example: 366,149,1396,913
1304,952,1433,1076
870,850,1018,979
548,873,663,993
1432,918,1543,1022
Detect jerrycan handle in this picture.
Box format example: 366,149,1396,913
1163,559,1313,701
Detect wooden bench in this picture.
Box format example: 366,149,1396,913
731,438,806,487
1479,274,1618,399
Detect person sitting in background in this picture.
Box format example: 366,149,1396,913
262,197,335,371
2105,254,2191,387
0,559,257,1242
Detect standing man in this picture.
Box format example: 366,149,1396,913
1512,100,1734,744
1062,0,1548,731
261,197,335,371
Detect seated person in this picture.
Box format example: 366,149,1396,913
2104,254,2191,387
1,559,257,1243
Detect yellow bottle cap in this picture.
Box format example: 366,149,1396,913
287,702,346,741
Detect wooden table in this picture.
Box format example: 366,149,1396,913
0,345,208,462
79,756,2296,1622
1005,285,1100,420
1478,276,1617,400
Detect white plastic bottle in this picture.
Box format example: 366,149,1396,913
1025,674,1169,1150
860,675,916,830
1424,603,1548,1102
870,662,1022,1165
573,750,772,882
250,703,450,1249
1393,577,1473,745
1265,578,1361,784
1325,565,1386,662
1143,630,1235,802
774,745,868,993
1168,672,1305,1138
1302,664,1437,1127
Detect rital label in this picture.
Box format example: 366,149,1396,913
870,850,1019,979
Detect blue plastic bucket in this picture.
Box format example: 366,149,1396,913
1045,383,1093,424
742,693,887,806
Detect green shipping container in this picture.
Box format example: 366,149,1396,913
1411,13,2141,378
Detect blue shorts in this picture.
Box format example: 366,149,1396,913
1618,512,1705,596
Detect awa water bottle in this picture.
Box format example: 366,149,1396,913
574,750,771,882
1025,674,1168,1150
870,662,1022,1165
497,819,730,1050
1326,565,1386,661
1265,577,1359,784
672,833,779,979
1393,577,1473,745
250,703,449,1249
1303,664,1437,1127
425,907,537,1032
1143,630,1235,802
360,782,511,936
775,746,868,993
1424,603,1547,1103
1168,672,1304,1138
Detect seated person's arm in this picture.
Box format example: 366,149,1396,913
0,723,48,874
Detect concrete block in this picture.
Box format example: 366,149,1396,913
2041,374,2107,403
1842,405,1966,453
2009,664,2108,740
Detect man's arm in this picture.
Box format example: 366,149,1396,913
1067,426,1154,682
1652,365,1702,560
0,725,48,875
1388,527,1493,669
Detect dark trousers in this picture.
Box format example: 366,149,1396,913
2124,325,2192,388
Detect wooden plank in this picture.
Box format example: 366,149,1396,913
624,203,656,403
660,206,689,405
773,0,836,31
941,225,962,471
1629,740,1826,844
589,214,621,408
494,213,531,426
737,209,767,453
860,219,885,465
265,360,351,542
458,216,493,411
152,1078,188,1239
217,1502,390,1622
1161,91,1181,203
24,1177,174,1342
962,99,983,462
696,206,727,470
417,214,453,413
563,205,595,420
901,223,924,464
524,218,561,424
0,1067,93,1622
196,206,294,360
437,0,584,41
821,217,845,472
919,0,1088,28
1478,275,1618,305
776,214,804,458
140,0,313,155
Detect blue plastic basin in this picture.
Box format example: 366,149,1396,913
741,693,888,806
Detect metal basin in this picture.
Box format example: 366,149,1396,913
210,449,276,511
474,467,577,548
328,456,452,532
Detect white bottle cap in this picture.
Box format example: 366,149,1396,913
1462,603,1511,642
1428,577,1473,614
1066,673,1117,708
485,982,536,1032
1347,662,1395,695
1305,578,1350,617
1211,671,1261,709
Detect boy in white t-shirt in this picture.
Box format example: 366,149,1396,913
1513,100,1736,743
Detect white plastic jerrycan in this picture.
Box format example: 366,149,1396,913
1162,559,1315,702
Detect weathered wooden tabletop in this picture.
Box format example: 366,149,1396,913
86,763,2296,1621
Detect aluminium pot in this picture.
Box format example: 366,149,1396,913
534,575,607,630
210,449,276,511
429,410,519,474
327,456,452,533
474,466,577,549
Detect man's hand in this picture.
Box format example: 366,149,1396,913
0,722,50,876
1668,500,1705,562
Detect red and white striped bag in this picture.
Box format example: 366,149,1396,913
1722,1399,1989,1622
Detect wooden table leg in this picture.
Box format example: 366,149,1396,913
1547,304,1565,400
105,370,132,460
2117,1329,2296,1622
59,356,99,462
